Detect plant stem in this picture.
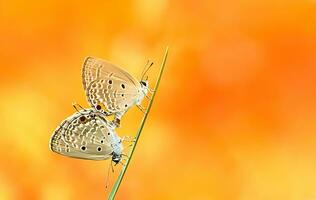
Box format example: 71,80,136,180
108,47,169,199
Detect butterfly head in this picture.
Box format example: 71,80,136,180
137,80,149,105
111,152,122,165
140,80,149,95
140,80,148,88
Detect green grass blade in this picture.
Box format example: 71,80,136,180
108,47,169,200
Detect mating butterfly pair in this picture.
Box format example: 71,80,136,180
49,57,152,164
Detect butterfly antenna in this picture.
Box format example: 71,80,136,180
122,143,134,152
140,60,149,80
121,154,130,163
105,160,112,190
141,61,154,81
111,160,115,173
119,159,127,167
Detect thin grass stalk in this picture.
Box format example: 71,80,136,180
108,47,169,199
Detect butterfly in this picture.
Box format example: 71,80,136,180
82,57,153,126
49,107,124,164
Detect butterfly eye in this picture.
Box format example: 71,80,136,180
108,80,112,84
140,81,147,87
121,84,125,89
96,105,101,110
97,147,102,152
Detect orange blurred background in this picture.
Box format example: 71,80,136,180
1,0,316,199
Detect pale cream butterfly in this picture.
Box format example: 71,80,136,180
49,107,124,164
82,57,153,126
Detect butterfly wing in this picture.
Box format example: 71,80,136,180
82,57,142,114
49,109,118,160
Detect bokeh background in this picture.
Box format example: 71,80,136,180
1,0,316,199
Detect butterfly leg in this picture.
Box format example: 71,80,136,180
121,153,130,158
145,95,152,100
148,88,155,94
112,111,126,128
119,160,127,167
113,118,121,128
122,136,136,142
119,155,130,166
122,143,134,151
120,157,129,165
137,105,147,114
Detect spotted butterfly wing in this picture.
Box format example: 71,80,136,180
49,108,123,160
82,57,144,115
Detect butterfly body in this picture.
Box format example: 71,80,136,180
82,57,149,122
49,108,123,163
